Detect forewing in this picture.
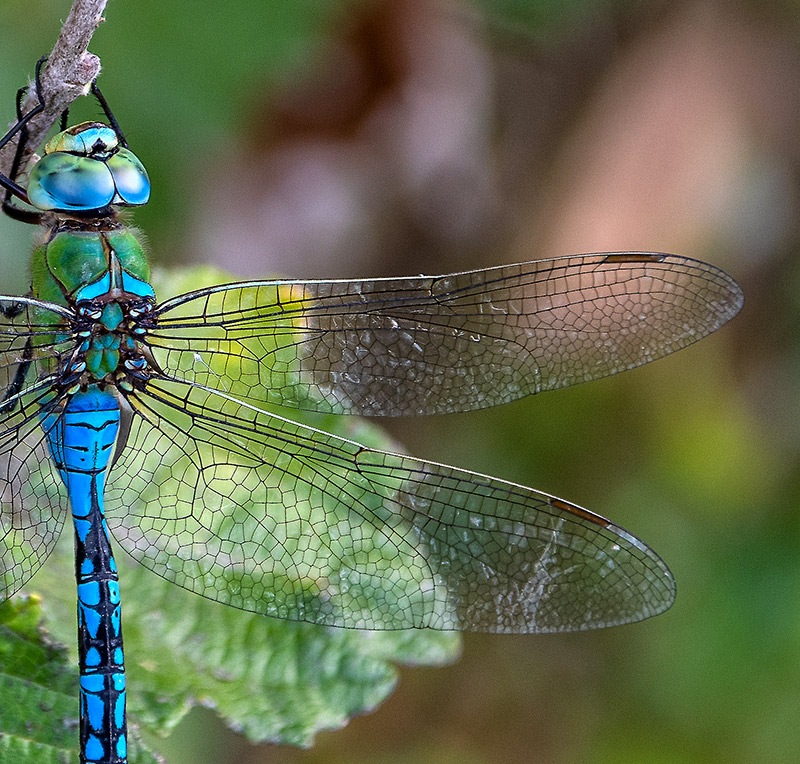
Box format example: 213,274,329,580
0,296,73,599
104,378,675,633
147,253,743,416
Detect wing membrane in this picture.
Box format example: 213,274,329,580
0,296,73,597
104,377,675,633
0,383,68,598
148,253,743,416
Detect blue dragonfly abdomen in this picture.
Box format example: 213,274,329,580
43,386,126,764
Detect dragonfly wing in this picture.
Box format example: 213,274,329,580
105,378,674,633
148,253,743,416
0,398,68,599
0,295,73,599
0,296,71,599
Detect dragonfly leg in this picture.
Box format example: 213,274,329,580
0,341,32,414
0,299,32,413
0,56,49,222
90,81,129,149
0,57,47,156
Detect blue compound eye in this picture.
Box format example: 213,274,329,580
107,148,150,206
44,123,119,157
27,123,149,212
28,151,117,211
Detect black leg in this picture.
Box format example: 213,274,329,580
3,89,41,222
0,302,33,413
0,341,33,413
2,104,41,222
0,57,50,214
0,58,47,156
90,81,128,148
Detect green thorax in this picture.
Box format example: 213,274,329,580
31,223,154,306
30,223,155,380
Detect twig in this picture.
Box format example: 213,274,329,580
0,0,109,181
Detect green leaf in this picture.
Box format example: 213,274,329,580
0,597,160,764
119,558,459,747
30,484,459,751
0,596,77,763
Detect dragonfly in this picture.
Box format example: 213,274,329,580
0,60,743,764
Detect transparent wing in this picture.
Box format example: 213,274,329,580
105,377,675,633
0,296,73,599
148,253,743,416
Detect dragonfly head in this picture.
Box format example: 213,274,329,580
27,121,150,214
